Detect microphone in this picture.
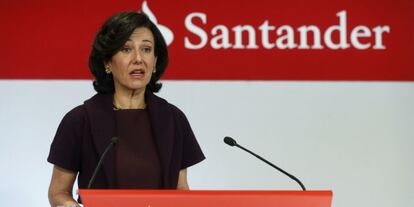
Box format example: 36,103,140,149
223,136,306,191
88,137,119,189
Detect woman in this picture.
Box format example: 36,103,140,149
47,12,205,207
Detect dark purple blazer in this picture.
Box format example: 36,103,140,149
48,91,205,190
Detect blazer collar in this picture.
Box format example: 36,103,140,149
84,91,174,188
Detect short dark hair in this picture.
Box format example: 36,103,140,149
89,11,168,93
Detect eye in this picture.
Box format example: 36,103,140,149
120,46,132,53
141,47,152,53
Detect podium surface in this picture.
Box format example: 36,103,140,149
79,189,333,207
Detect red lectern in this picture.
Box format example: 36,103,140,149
79,189,333,207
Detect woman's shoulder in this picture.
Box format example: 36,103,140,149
60,104,88,126
63,93,111,124
149,93,187,117
64,93,106,119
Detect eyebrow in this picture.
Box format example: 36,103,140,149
126,39,153,44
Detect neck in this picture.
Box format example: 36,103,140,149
113,89,146,109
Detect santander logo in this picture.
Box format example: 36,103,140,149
184,11,390,50
142,1,390,50
141,1,174,46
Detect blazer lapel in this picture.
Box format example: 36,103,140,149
84,94,117,188
146,91,175,188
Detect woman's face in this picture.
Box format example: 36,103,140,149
107,27,157,94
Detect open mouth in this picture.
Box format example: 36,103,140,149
129,69,145,77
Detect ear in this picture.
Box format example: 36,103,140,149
104,60,112,68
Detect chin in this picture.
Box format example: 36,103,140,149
128,83,148,91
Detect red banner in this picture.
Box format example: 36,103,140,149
1,0,413,80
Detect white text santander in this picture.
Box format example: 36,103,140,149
184,11,390,50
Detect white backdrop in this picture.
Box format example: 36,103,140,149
0,80,413,207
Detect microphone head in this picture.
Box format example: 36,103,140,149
224,136,237,146
111,137,119,144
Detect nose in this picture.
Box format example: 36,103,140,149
132,50,143,64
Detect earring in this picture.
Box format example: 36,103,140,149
153,67,156,74
105,65,111,74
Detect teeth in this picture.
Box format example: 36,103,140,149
130,71,144,74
